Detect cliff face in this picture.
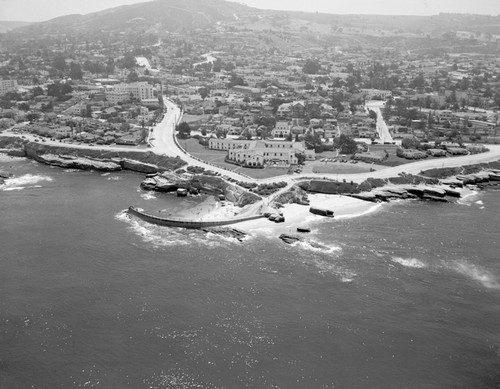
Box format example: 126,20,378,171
0,138,187,173
31,153,122,171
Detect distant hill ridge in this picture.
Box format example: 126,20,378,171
2,0,500,35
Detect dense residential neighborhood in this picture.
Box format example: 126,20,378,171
1,3,499,170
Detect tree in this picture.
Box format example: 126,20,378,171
32,86,44,97
176,122,191,139
121,53,137,69
26,112,40,123
303,58,321,74
295,152,306,165
127,71,139,82
228,73,246,88
60,83,73,95
47,82,72,99
368,110,377,120
198,87,209,100
334,134,358,154
401,137,420,149
69,63,83,80
52,55,66,72
224,62,235,72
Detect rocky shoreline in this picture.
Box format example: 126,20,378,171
0,136,186,174
140,171,261,207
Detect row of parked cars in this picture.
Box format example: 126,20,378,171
319,158,358,164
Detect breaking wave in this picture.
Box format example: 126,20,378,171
392,257,427,268
115,210,235,248
292,239,342,255
451,261,500,289
140,192,157,201
335,202,384,220
1,174,53,191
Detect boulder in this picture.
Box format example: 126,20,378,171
279,234,303,244
309,207,334,217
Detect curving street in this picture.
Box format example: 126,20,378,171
152,98,500,185
2,97,500,187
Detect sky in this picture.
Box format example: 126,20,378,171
0,0,498,22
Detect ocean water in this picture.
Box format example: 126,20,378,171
1,156,500,388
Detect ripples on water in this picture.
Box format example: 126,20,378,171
2,159,500,388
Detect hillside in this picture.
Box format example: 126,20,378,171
21,0,253,33
5,0,499,38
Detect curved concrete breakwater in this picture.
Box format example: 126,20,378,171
127,206,265,229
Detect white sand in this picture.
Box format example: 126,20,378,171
235,194,382,237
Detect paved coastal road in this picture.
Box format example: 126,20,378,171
150,98,254,181
149,100,500,190
3,98,500,186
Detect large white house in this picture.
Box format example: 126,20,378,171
272,121,291,138
209,138,313,167
106,82,155,103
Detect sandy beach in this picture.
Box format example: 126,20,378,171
235,194,382,237
170,192,382,237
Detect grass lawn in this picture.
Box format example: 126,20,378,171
309,162,372,174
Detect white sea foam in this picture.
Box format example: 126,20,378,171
392,257,427,269
307,256,356,281
115,210,228,248
335,202,384,220
452,261,500,289
1,174,53,191
140,192,157,200
293,240,342,255
458,190,479,205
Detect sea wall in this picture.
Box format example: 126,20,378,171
128,206,265,228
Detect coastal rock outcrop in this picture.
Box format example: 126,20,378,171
348,184,456,203
202,227,247,242
274,185,310,206
140,171,261,207
121,159,162,174
33,153,122,171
